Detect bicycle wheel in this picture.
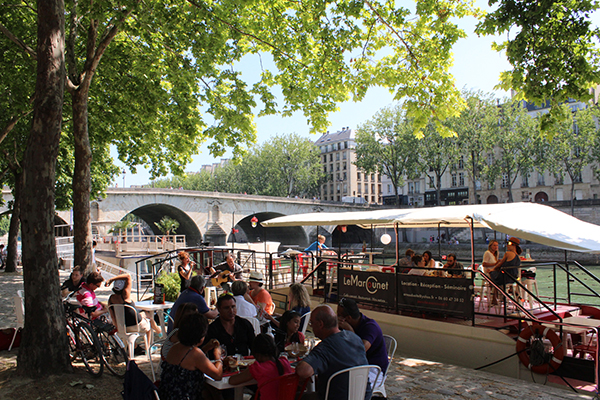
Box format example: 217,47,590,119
98,331,129,378
66,322,78,362
75,322,104,377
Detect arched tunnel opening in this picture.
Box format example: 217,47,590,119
228,212,309,251
332,225,373,249
129,204,203,247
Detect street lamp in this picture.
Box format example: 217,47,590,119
122,169,126,188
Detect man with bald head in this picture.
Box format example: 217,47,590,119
296,305,371,400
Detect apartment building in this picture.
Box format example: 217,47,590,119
314,128,383,203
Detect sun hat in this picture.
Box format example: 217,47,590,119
249,271,264,283
113,279,126,293
508,237,522,255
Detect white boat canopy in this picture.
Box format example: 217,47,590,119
261,202,600,253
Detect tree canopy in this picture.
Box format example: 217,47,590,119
477,0,600,129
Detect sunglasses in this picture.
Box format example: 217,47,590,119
218,292,234,298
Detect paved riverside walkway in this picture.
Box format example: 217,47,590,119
0,267,595,399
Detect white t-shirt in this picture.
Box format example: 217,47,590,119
482,250,497,274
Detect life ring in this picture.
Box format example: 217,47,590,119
516,324,564,374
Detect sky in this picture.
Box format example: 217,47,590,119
116,1,513,188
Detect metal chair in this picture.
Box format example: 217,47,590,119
109,303,156,381
8,295,24,351
241,316,261,335
372,335,397,398
324,365,380,400
300,311,311,336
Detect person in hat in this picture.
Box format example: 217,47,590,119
107,273,160,351
248,271,274,315
490,237,522,288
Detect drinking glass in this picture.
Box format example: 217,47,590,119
220,344,227,360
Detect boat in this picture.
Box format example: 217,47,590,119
259,202,600,395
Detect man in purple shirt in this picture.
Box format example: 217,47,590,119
337,297,389,388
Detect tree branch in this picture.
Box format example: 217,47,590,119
187,0,309,69
0,106,34,147
363,0,419,68
0,23,37,60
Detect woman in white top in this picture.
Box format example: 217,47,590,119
422,251,436,269
482,240,499,275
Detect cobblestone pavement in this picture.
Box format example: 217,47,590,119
0,268,595,399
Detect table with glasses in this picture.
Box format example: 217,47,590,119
205,374,257,400
134,300,174,338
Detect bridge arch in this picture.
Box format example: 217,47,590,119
229,212,309,250
129,203,203,246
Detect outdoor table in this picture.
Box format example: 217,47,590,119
543,316,600,350
134,300,174,338
359,251,382,264
205,374,257,400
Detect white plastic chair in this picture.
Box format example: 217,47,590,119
324,365,380,400
109,303,156,381
241,316,261,335
372,335,397,398
300,311,311,335
9,295,24,351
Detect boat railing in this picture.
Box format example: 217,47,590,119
564,260,600,305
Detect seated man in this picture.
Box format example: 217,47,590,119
61,265,84,297
211,253,243,281
76,271,108,319
204,293,255,356
443,253,465,278
397,249,415,273
248,271,274,315
231,280,258,319
168,275,218,332
337,298,389,389
296,305,370,400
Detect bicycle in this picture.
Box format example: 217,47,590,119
64,296,129,378
64,300,104,377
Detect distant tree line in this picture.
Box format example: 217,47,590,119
355,90,600,214
150,133,325,198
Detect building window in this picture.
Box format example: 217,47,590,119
521,174,529,188
343,172,347,180
408,182,414,194
377,175,381,182
451,173,457,188
459,172,464,187
371,196,375,203
387,184,391,193
343,162,347,170
336,163,340,171
357,186,362,194
537,172,545,186
521,191,529,200
323,166,327,173
336,173,340,180
344,141,348,149
336,152,340,161
501,173,509,188
364,183,369,194
378,184,382,194
323,186,328,195
357,172,361,181
337,184,341,194
458,156,464,170
329,154,333,162
342,152,347,160
343,183,347,193
371,184,375,193
371,174,375,182
415,181,420,193
573,172,582,183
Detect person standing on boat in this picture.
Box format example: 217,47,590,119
304,234,328,253
337,298,389,390
177,251,194,293
482,240,499,275
490,237,521,287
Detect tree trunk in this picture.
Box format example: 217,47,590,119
570,180,575,215
71,88,93,275
5,171,22,273
17,0,71,377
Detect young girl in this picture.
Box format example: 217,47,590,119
274,311,304,353
229,334,293,400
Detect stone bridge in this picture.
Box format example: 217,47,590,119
1,188,371,248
